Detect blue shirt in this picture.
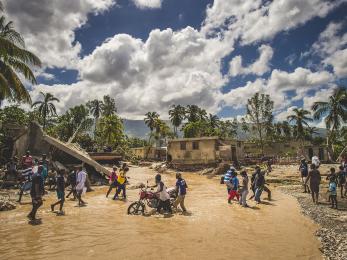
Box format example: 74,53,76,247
231,176,239,191
176,178,187,195
329,182,337,195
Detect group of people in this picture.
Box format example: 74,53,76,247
299,157,347,209
105,164,188,214
6,151,89,221
105,163,129,200
222,165,271,207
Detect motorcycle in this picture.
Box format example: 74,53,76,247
127,184,177,215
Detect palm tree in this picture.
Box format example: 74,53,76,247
185,105,200,123
312,87,347,160
87,99,103,137
98,114,124,147
32,92,60,129
168,104,185,136
144,111,160,158
287,108,313,158
208,113,220,129
0,13,41,104
101,95,117,116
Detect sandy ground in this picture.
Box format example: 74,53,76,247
0,166,322,260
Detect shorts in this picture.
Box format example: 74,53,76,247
57,191,65,200
22,182,32,191
302,177,307,184
310,185,319,193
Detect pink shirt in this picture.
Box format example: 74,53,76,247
110,171,118,182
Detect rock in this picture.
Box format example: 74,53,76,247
213,163,230,175
0,199,16,211
200,168,214,175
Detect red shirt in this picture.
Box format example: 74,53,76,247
109,171,118,182
22,155,33,168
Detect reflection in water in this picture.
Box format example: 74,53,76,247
0,167,321,259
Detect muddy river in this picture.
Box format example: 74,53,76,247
0,167,321,259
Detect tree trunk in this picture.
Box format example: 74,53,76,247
326,135,334,162
336,145,347,162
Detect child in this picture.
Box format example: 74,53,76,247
106,166,118,198
228,172,240,203
51,169,66,215
328,176,338,209
113,166,128,200
326,168,337,202
174,172,188,213
337,166,346,198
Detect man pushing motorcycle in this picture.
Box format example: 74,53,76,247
153,174,172,214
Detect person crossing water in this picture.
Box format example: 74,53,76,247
75,165,87,206
106,166,118,198
27,165,44,221
51,169,66,215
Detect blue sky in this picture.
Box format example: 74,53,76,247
4,0,347,123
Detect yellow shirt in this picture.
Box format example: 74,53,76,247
117,170,126,185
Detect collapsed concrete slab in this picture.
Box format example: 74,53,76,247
10,122,111,178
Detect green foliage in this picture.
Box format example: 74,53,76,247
125,136,149,148
101,95,117,117
168,104,185,136
0,105,29,125
0,12,41,104
96,114,124,148
31,92,59,129
246,93,274,154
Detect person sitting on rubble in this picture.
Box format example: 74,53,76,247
4,157,18,182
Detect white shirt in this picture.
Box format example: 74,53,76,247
76,170,87,191
157,181,170,201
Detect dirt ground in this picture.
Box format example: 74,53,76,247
0,166,322,260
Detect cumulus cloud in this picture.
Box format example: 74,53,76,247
5,0,344,120
132,0,162,9
223,67,334,111
3,0,115,69
202,0,343,47
32,27,226,118
229,44,273,76
310,21,347,77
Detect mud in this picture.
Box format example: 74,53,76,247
0,167,322,260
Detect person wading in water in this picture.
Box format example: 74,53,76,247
106,165,118,198
27,165,44,221
76,165,87,206
51,169,66,215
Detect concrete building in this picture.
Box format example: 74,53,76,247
167,137,244,166
243,141,328,161
131,147,166,160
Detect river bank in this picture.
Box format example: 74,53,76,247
0,166,322,260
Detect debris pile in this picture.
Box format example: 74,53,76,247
0,198,16,211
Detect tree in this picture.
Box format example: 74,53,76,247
96,114,124,147
185,105,201,123
287,108,313,158
246,93,274,155
168,104,185,136
207,113,220,129
182,120,211,138
144,111,159,158
0,11,41,104
312,87,347,160
31,92,60,130
101,95,117,116
86,99,103,136
218,119,238,138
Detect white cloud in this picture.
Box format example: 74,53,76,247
4,0,344,120
202,0,343,45
3,0,115,69
229,44,273,76
223,67,334,111
275,106,298,122
132,0,162,9
311,21,347,77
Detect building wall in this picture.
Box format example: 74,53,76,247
131,147,166,160
168,139,217,164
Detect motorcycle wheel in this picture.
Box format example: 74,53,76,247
127,202,145,215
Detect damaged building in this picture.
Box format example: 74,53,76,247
7,122,112,183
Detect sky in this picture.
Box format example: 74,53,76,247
3,0,347,125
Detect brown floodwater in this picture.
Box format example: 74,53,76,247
0,167,322,260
